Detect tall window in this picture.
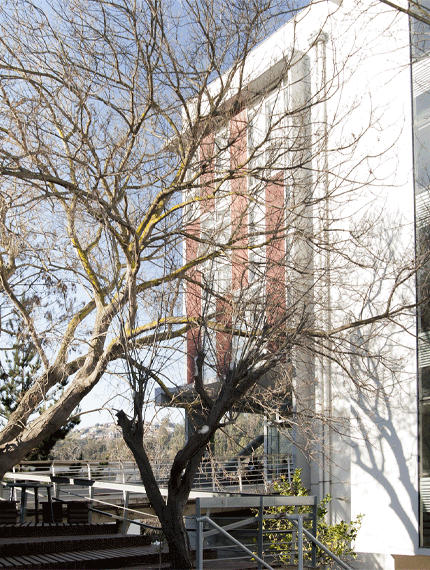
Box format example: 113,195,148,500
214,129,231,293
248,190,265,284
248,78,289,187
247,81,289,284
413,23,430,544
196,129,232,383
201,292,217,384
413,60,430,191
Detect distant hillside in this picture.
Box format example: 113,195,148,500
51,418,182,461
51,413,263,462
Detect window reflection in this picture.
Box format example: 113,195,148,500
411,0,430,59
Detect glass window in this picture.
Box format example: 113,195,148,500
411,1,430,59
265,423,292,480
420,400,430,474
248,189,265,284
420,366,430,401
414,120,430,189
415,89,430,124
417,226,430,331
201,295,217,384
265,97,276,141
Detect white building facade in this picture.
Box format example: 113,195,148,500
182,1,430,568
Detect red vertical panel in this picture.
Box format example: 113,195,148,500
266,177,286,330
186,135,215,383
231,110,249,292
186,213,201,383
214,111,248,374
216,296,231,378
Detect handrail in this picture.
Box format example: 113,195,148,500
89,506,161,531
196,515,275,570
195,495,318,570
195,496,354,570
2,471,217,498
288,517,354,570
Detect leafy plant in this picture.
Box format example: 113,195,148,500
263,469,363,567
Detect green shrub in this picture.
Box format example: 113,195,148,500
263,469,363,567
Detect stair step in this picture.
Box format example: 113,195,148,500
0,532,151,556
0,544,165,569
0,545,146,569
0,544,217,570
0,522,119,538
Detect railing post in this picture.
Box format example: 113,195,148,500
258,496,264,570
196,498,203,570
297,515,303,570
87,463,94,499
51,463,59,500
10,467,17,501
211,457,216,492
238,458,243,492
290,509,297,565
311,496,317,567
122,491,130,535
12,466,17,501
86,463,94,522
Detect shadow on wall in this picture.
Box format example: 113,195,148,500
350,362,417,559
351,552,395,570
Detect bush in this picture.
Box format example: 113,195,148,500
263,469,363,567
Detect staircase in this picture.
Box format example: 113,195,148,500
0,524,219,569
0,524,157,569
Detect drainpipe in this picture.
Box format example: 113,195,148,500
314,29,331,522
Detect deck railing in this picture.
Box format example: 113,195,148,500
2,454,293,530
7,452,293,492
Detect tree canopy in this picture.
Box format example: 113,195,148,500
0,0,419,567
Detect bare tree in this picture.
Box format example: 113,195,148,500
378,0,430,26
0,0,285,469
0,0,419,567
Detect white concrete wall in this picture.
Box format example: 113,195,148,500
200,0,418,565
316,1,417,565
251,1,418,566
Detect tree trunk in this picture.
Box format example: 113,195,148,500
117,410,202,569
163,504,193,570
0,355,111,478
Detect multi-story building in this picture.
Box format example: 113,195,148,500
160,1,430,568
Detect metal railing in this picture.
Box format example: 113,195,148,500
9,452,294,492
289,517,354,570
1,469,220,539
195,496,354,570
3,469,354,570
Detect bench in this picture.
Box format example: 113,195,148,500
66,501,89,524
0,501,17,524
